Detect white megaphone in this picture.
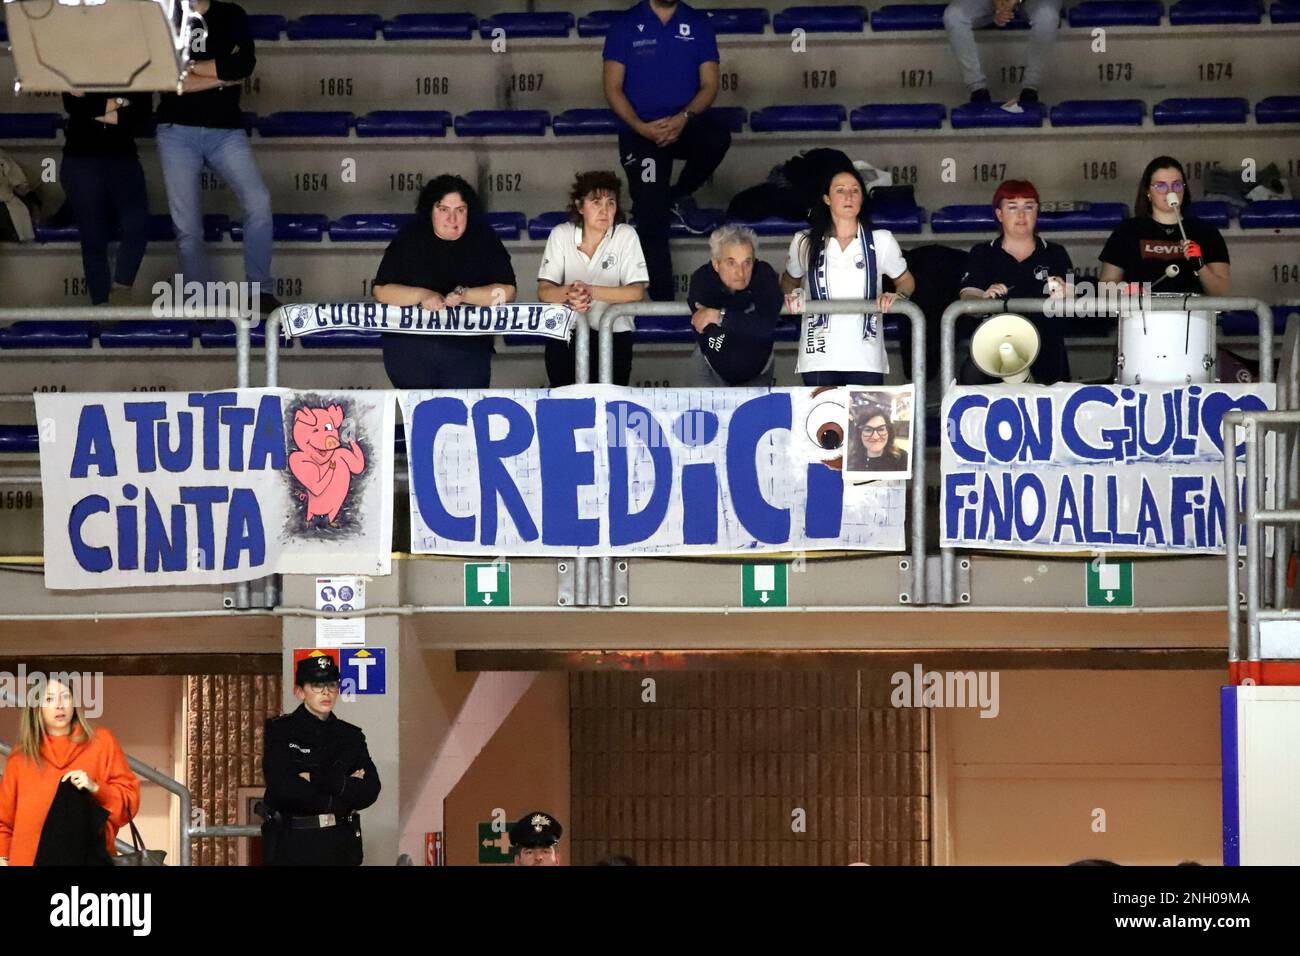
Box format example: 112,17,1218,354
970,313,1041,384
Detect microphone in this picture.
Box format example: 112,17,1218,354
1167,194,1202,275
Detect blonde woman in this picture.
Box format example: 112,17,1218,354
0,677,139,866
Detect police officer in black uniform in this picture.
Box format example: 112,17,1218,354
509,810,563,866
260,654,381,865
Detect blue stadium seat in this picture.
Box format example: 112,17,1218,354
930,206,997,233
528,211,569,240
230,214,328,242
950,103,1046,128
0,426,38,454
735,217,806,235
553,108,620,136
247,15,286,41
871,205,926,233
1193,201,1233,228
255,112,354,138
1067,1,1164,25
328,213,416,242
577,10,622,37
1255,96,1300,123
300,329,384,349
773,5,868,32
705,8,772,33
0,321,95,349
749,104,846,132
1049,99,1146,126
486,212,527,241
1152,97,1249,124
1239,200,1300,228
667,208,725,237
354,110,451,137
1273,0,1300,20
285,14,382,40
453,110,551,136
382,13,477,40
99,322,195,349
870,4,947,30
478,12,575,38
634,314,696,345
0,113,63,139
1169,0,1263,22
198,321,277,348
850,103,945,130
1036,202,1128,231
1219,306,1295,336
32,223,82,243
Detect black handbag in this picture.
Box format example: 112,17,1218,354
111,812,167,866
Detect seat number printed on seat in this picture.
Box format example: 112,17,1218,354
508,73,544,93
1274,265,1299,285
319,77,354,96
1198,62,1233,82
390,172,425,192
1081,161,1119,181
803,70,836,89
971,163,1008,183
294,173,329,192
0,491,36,511
415,76,450,96
1097,62,1133,83
487,173,523,193
899,70,933,88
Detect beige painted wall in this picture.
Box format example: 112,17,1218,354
444,673,570,866
938,670,1224,866
0,676,184,863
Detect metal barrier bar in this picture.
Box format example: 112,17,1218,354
1247,420,1262,662
1224,414,1242,663
940,295,1278,606
597,299,930,606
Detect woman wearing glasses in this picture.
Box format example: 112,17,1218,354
847,403,908,473
1099,156,1231,295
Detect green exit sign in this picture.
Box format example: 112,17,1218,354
478,821,512,864
465,563,510,607
1086,559,1133,607
742,563,788,607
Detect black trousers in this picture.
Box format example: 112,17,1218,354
381,337,492,389
545,329,634,387
619,112,732,302
264,819,363,866
61,153,150,304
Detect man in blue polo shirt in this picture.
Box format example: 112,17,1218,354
603,0,731,301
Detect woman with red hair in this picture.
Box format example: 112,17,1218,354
958,179,1073,384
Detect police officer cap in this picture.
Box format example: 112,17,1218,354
296,654,341,686
509,811,563,849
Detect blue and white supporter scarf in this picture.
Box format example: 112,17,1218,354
279,302,578,342
808,223,879,341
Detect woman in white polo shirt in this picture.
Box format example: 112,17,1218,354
538,170,649,386
781,166,917,385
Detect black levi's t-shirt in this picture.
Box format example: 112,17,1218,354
959,236,1074,297
156,1,255,129
687,261,783,383
1099,215,1230,294
374,217,517,355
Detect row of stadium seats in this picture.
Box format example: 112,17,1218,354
3,97,1297,144
2,1,1286,44
18,199,1300,247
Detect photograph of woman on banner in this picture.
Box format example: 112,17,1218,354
844,388,913,478
0,678,140,866
537,170,649,387
371,174,517,389
781,165,916,386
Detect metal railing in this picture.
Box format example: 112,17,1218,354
938,295,1280,606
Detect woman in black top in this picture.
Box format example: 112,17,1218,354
372,175,517,388
1099,156,1231,296
847,405,908,473
60,92,152,305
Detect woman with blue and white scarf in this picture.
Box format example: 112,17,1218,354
781,166,916,385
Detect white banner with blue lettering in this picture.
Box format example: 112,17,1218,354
941,382,1275,553
400,386,907,556
37,390,395,589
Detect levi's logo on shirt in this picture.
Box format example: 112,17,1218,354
1139,239,1185,260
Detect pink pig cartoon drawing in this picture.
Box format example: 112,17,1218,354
289,404,366,526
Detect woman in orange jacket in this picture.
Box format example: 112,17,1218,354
0,677,140,866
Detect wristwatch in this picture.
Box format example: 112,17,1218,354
682,109,694,122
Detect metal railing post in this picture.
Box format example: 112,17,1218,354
573,316,592,607
1224,412,1243,665
1247,417,1262,662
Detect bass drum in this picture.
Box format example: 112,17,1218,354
1116,295,1215,385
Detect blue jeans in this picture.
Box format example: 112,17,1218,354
61,154,150,304
155,123,273,286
